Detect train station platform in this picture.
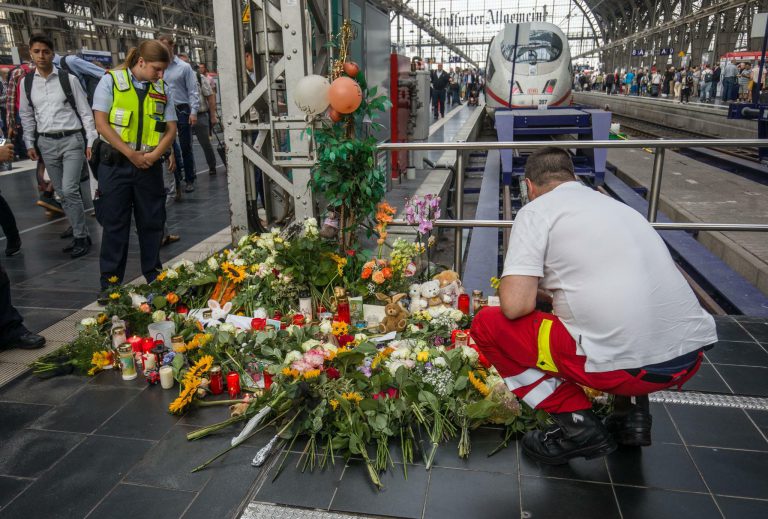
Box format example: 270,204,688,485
573,91,756,139
606,146,768,298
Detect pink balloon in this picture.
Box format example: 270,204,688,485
328,77,363,114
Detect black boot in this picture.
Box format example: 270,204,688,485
604,396,652,447
522,409,617,465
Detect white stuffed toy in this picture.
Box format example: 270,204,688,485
408,283,426,313
208,300,233,321
420,280,445,315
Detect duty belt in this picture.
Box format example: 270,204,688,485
99,136,156,153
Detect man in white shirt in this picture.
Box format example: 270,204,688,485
471,147,717,465
19,34,97,258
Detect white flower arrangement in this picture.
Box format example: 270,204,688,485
165,269,179,279
152,310,167,322
319,320,333,334
80,317,97,327
172,259,195,272
207,257,218,270
460,345,479,364
302,339,322,352
285,350,303,364
129,292,147,308
433,356,448,368
219,322,237,334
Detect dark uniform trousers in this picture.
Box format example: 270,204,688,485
0,260,25,343
96,154,165,290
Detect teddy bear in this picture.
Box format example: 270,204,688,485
420,280,445,314
408,283,426,313
375,293,409,333
433,270,462,308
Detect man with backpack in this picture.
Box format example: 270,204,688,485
681,68,693,103
19,34,97,258
702,64,713,102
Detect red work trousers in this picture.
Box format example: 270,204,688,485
470,308,702,414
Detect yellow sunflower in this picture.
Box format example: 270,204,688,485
468,370,490,397
187,355,214,379
221,261,247,284
303,369,321,380
169,380,200,414
331,321,349,337
341,391,363,404
329,399,339,411
109,292,120,300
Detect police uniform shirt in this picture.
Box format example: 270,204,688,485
92,69,178,123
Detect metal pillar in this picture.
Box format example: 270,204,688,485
647,148,665,222
214,0,319,242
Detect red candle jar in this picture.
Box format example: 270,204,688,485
176,303,189,314
209,365,224,395
251,318,266,331
127,335,143,354
141,337,155,352
336,300,351,324
292,314,305,326
457,294,470,315
227,371,241,398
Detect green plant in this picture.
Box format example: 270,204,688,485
309,71,391,249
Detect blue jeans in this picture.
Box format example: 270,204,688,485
722,78,736,101
174,105,196,184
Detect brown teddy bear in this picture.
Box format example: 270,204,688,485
432,269,462,307
375,293,409,333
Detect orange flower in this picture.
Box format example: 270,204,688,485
381,267,393,279
361,267,373,279
376,202,395,224
166,292,179,305
372,270,385,284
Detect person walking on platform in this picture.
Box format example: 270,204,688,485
0,142,45,350
19,34,97,259
91,40,177,292
191,60,219,176
157,34,199,194
681,68,693,103
470,147,717,465
431,63,449,118
701,64,713,102
711,63,721,101
0,134,21,257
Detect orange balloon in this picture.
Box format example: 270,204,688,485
328,77,363,114
329,108,343,122
343,61,360,78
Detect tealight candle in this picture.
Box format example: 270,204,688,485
159,366,174,389
127,335,143,353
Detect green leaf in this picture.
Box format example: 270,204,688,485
153,297,166,310
418,390,439,410
465,400,497,420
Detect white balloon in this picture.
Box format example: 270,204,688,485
293,74,331,115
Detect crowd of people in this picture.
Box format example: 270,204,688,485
0,34,222,261
426,62,484,119
573,60,767,104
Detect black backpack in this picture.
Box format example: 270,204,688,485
59,55,102,106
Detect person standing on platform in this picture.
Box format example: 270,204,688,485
0,133,21,257
711,63,721,101
650,69,662,97
470,147,717,465
91,40,177,292
722,60,738,101
189,60,219,176
19,34,97,259
0,141,45,350
431,63,449,118
604,70,614,95
157,34,199,194
701,64,713,102
681,68,693,103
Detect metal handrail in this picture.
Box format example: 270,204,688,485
376,138,768,273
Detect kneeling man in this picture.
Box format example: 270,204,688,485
471,147,716,464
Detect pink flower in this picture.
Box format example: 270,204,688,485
304,350,326,368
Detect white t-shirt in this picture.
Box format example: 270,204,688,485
502,181,717,372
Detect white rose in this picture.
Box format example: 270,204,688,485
302,339,321,352
219,322,237,334
450,310,464,321
253,307,268,319
172,259,195,271
129,292,147,308
391,347,412,360
234,258,245,267
80,317,97,327
460,345,479,364
319,320,333,334
165,269,178,279
152,310,166,322
354,333,368,342
433,357,448,368
207,257,218,270
238,235,249,247
285,351,303,364
409,324,420,333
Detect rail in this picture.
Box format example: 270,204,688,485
377,139,768,274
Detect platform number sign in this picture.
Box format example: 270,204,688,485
659,48,674,56
632,49,645,57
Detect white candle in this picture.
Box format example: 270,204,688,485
159,366,174,389
144,353,157,371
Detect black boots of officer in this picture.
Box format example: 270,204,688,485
522,409,617,465
604,395,653,447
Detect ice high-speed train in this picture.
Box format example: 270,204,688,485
485,22,572,115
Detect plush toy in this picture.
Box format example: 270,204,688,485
420,280,444,312
433,270,462,307
408,283,426,313
208,299,233,321
375,293,409,333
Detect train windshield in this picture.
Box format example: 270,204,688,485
500,30,563,64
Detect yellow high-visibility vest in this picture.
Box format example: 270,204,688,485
108,69,167,150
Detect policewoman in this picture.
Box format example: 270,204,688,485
92,40,177,291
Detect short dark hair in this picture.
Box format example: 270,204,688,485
157,33,174,45
524,147,576,186
244,43,252,55
29,34,54,51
